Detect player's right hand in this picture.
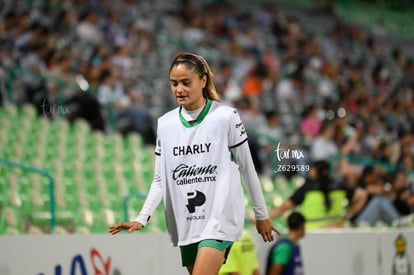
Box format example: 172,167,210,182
108,221,144,235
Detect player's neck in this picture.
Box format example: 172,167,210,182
288,231,301,242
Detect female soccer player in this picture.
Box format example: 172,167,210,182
109,52,279,275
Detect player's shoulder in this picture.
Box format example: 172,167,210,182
158,107,179,124
211,101,239,117
275,237,294,247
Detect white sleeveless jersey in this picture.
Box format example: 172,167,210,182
156,100,248,246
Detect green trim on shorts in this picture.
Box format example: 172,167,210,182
180,239,233,267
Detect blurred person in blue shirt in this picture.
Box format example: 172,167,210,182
265,212,305,275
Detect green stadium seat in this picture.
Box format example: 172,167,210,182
87,209,107,233
55,210,76,232
1,207,19,232
54,225,70,234
29,190,51,212
7,189,23,208
28,224,45,234
19,103,36,119
74,207,95,232
64,193,80,214
3,104,18,119
75,225,91,234
272,174,290,197
5,226,21,235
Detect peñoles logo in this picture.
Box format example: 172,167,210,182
186,190,206,213
172,164,217,185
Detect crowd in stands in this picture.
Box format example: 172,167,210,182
1,0,414,229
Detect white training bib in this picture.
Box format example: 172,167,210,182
156,100,248,246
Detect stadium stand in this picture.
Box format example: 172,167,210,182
0,102,293,234
0,0,413,235
0,103,161,234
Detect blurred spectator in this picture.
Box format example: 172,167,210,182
237,97,267,131
274,68,303,103
242,62,269,98
64,91,105,131
399,58,414,89
356,119,382,158
178,0,197,25
349,166,400,227
182,15,209,46
388,101,411,133
111,44,134,75
260,111,285,142
51,8,77,39
75,10,103,46
20,41,51,115
309,121,338,162
235,97,268,174
233,49,257,84
316,62,340,103
387,170,414,216
389,48,406,88
265,212,306,275
216,60,242,107
97,69,155,143
320,26,342,66
370,19,388,39
261,47,280,85
265,161,364,230
395,131,414,167
299,105,323,146
400,153,414,192
256,110,285,178
278,16,305,51
369,61,391,95
219,230,260,275
372,140,393,168
47,53,79,101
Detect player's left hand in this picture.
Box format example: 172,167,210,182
255,218,281,242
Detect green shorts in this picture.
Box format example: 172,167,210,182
179,239,233,267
